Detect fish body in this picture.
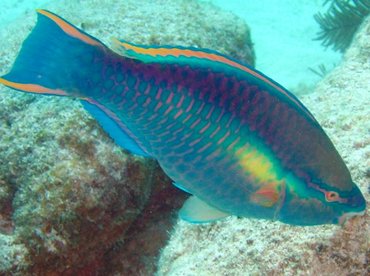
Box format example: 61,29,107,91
0,10,366,225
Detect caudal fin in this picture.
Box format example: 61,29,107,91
0,9,108,96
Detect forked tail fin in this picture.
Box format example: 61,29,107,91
0,10,153,157
0,9,109,97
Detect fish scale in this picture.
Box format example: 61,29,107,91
0,10,365,225
113,64,283,200
94,56,363,221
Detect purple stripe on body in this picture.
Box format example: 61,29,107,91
164,105,174,116
166,91,174,104
174,109,183,119
197,142,212,153
176,94,185,108
217,131,230,145
195,102,205,115
210,126,221,138
205,105,215,120
155,88,163,100
190,118,201,129
185,98,194,112
199,122,211,134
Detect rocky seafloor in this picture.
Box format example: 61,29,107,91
0,0,255,274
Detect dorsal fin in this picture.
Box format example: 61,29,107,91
111,38,251,68
111,38,318,124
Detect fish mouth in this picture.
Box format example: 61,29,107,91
337,210,366,225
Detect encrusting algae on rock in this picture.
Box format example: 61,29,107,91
0,92,157,274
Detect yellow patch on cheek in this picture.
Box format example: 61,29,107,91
236,146,284,207
237,148,276,183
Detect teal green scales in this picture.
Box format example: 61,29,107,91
0,10,366,226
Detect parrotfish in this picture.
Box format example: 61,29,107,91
0,10,366,225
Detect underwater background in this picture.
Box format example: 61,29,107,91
0,0,369,275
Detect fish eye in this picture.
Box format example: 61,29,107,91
324,191,340,202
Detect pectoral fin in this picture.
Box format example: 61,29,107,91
179,196,230,223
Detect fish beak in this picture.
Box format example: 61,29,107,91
338,210,366,225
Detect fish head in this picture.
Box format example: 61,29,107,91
278,176,366,226
327,182,367,225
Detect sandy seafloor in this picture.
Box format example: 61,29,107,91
0,0,369,275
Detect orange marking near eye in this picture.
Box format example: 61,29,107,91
37,9,102,47
0,77,67,96
309,182,347,203
324,191,346,203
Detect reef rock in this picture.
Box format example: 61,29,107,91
0,0,255,274
158,15,370,276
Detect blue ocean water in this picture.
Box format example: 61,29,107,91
210,0,341,90
1,0,340,91
0,0,50,26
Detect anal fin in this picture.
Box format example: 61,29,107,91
81,99,150,157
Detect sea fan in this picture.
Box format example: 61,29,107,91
314,0,370,52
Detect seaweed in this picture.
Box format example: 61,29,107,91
308,63,330,78
314,0,370,52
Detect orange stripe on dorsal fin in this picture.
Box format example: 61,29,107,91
36,9,103,47
112,38,317,123
113,38,252,70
